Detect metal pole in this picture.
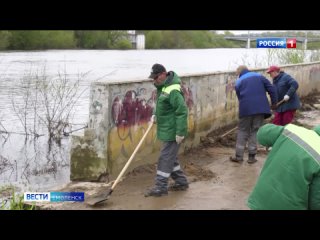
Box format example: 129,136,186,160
304,31,308,50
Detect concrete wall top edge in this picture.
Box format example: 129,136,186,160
93,61,320,87
251,61,320,72
94,78,153,86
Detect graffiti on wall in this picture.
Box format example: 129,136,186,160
109,84,194,161
181,82,194,111
111,85,194,128
224,73,236,111
111,88,156,128
108,122,157,163
310,66,320,83
181,82,195,135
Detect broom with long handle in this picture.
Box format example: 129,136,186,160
86,122,154,206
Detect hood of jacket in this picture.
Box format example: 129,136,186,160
154,71,181,89
257,123,284,147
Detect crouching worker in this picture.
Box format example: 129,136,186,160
145,63,189,197
247,123,320,210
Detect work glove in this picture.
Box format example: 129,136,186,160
176,135,185,144
283,95,290,102
150,115,156,124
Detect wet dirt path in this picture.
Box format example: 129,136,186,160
38,93,320,210
39,145,267,210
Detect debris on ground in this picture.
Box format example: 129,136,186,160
127,160,216,183
299,89,320,111
183,162,216,182
199,92,320,149
127,164,155,176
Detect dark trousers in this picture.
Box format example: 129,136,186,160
155,141,188,190
235,114,265,159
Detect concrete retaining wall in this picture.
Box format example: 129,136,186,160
70,62,320,181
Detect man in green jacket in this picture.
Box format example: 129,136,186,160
145,63,189,197
247,123,320,210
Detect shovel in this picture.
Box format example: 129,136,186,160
86,122,154,206
276,98,286,107
214,99,287,141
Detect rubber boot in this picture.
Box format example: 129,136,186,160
248,154,257,164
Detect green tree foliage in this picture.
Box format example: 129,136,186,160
115,39,132,49
9,31,76,50
144,30,242,49
182,31,213,48
2,30,320,51
74,31,130,49
211,33,241,48
0,31,11,50
145,31,163,49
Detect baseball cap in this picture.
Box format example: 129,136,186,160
148,63,166,79
266,65,280,73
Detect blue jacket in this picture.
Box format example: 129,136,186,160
273,72,301,112
235,70,277,118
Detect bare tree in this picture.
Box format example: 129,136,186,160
34,66,89,143
10,64,88,143
11,67,34,138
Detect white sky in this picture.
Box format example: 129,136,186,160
217,30,312,35
217,31,279,35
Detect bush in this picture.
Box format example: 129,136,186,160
275,49,306,64
8,31,76,50
1,189,35,210
145,31,163,49
0,31,11,50
74,31,129,49
115,39,132,49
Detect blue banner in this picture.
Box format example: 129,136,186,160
50,192,85,202
256,38,287,48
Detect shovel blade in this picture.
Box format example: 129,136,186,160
86,189,112,206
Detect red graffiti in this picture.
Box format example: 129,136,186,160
181,84,194,110
112,86,193,128
225,81,235,93
112,90,154,127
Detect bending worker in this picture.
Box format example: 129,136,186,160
266,65,301,126
248,123,320,210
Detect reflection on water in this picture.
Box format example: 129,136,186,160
0,48,277,192
0,134,70,191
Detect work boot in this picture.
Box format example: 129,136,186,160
168,183,189,191
229,156,243,163
144,187,168,197
247,154,258,164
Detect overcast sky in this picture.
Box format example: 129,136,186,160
217,30,311,35
217,31,279,35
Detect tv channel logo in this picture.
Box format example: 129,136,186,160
24,192,84,202
50,192,84,202
24,192,51,202
286,38,297,48
257,38,296,48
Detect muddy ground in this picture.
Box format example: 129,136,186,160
37,92,320,210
